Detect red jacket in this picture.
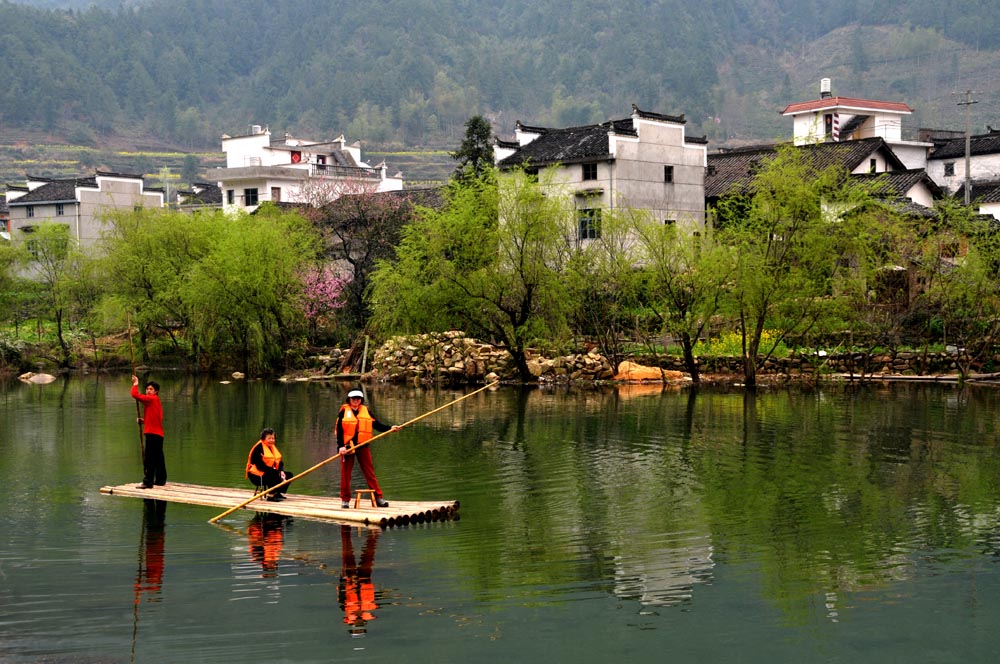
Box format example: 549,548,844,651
131,384,164,436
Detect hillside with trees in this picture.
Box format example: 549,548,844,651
2,0,1000,184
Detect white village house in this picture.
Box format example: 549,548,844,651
215,124,403,213
926,128,1000,219
5,171,164,249
494,104,708,234
781,78,935,171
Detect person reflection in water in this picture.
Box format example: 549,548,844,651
134,499,166,604
248,513,289,578
338,524,381,636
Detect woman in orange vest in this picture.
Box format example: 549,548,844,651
246,428,294,502
336,389,401,509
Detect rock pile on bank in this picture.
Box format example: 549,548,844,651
370,331,618,384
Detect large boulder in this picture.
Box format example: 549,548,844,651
614,361,686,382
19,372,57,385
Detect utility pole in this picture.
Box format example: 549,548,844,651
957,90,978,206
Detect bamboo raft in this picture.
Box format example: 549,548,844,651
100,481,459,528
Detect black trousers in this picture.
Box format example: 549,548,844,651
142,434,166,486
249,468,294,495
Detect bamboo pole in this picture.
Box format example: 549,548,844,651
126,313,145,459
208,380,499,523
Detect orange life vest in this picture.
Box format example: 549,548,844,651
245,440,282,478
340,405,374,449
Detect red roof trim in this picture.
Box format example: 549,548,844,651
781,97,913,115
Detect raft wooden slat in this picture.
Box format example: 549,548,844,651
100,481,459,528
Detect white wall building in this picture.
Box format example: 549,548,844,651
496,104,708,235
782,79,933,171
216,125,403,212
5,171,164,249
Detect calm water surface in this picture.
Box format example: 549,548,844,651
2,376,1000,663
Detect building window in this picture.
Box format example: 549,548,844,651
56,203,65,216
869,159,877,173
227,189,235,205
317,155,327,171
944,162,955,176
582,163,597,180
664,218,676,226
26,205,34,218
664,165,674,183
578,208,602,240
244,188,259,206
271,187,281,202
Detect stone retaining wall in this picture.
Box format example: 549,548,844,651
370,331,614,383
361,332,974,384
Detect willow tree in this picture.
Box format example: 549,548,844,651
715,145,881,387
370,168,575,382
914,199,1000,378
99,208,221,362
630,214,734,383
182,205,321,375
18,223,81,367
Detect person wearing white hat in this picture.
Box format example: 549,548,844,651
336,389,401,509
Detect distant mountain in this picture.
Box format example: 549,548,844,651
1,0,998,181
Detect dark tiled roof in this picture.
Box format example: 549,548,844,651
851,169,943,199
929,130,1000,160
180,182,222,205
840,197,940,223
95,169,145,179
497,105,695,169
8,177,96,205
9,171,148,206
498,120,630,168
631,104,686,124
954,179,1000,204
705,138,906,199
881,199,939,219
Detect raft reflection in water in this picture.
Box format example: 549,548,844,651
339,525,381,637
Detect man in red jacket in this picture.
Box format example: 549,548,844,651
131,375,166,488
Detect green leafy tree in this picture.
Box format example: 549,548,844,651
19,224,78,367
915,199,1000,378
99,208,219,362
450,115,494,181
371,168,574,381
563,207,649,369
182,205,320,375
631,216,734,383
715,145,879,387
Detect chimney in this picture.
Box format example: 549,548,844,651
820,78,832,99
